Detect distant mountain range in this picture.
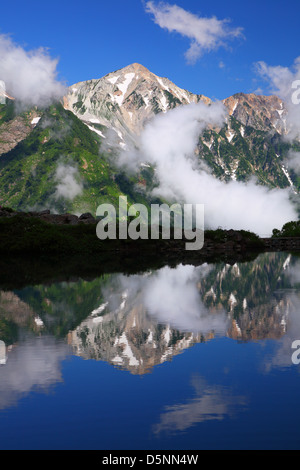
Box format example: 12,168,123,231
0,63,299,214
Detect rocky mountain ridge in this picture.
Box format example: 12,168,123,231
64,63,287,149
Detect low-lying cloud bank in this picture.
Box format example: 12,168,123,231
119,101,297,236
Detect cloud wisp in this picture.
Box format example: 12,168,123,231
145,1,244,63
0,34,66,108
54,162,83,201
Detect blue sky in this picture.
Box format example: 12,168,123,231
1,0,299,99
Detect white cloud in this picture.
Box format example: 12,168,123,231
145,1,244,63
0,34,66,108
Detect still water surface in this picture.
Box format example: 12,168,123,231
0,252,300,450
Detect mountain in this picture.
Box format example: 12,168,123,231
0,62,299,213
224,93,287,134
64,63,286,143
64,62,211,149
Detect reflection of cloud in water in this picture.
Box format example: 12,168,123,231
286,259,300,286
143,265,227,334
153,375,247,434
104,264,228,335
0,336,69,410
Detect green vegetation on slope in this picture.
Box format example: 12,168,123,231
0,102,156,214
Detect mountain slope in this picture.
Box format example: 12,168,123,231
0,100,41,156
197,115,295,188
0,102,155,213
224,92,287,134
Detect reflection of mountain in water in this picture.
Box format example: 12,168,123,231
0,252,299,375
68,264,228,374
200,253,293,341
5,277,110,340
68,299,215,375
68,253,295,373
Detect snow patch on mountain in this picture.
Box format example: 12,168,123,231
156,76,169,91
116,73,135,105
160,93,168,113
31,117,41,126
226,129,235,143
87,125,105,138
115,332,140,367
281,164,296,193
107,75,119,85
